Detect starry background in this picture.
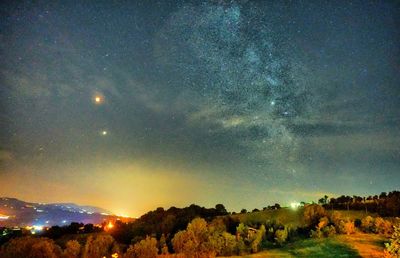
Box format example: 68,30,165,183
0,0,399,217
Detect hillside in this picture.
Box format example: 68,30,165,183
0,197,127,227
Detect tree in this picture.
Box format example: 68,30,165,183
215,204,228,215
0,237,62,258
303,204,327,227
158,234,169,255
250,225,266,253
63,240,81,258
82,234,119,258
338,219,355,235
172,218,215,258
361,216,374,233
124,236,158,258
275,227,288,245
240,209,247,214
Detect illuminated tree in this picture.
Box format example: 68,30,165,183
30,239,63,258
338,219,355,235
63,240,81,258
303,204,327,227
158,234,169,255
374,217,393,235
124,236,158,258
82,234,119,258
0,237,62,258
361,216,375,233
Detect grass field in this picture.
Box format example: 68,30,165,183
227,233,387,257
231,208,373,228
232,208,304,228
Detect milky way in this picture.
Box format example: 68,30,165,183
0,1,399,215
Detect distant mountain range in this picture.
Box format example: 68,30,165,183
0,197,130,227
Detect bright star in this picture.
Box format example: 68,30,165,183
101,130,108,136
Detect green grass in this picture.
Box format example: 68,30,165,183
282,238,361,257
226,233,387,258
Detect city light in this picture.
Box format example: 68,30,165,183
0,214,9,220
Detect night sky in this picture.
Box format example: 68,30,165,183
1,1,399,217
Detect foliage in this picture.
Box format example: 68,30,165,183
361,216,375,233
171,218,216,258
124,236,158,258
303,204,327,227
275,227,288,245
322,225,336,237
325,191,400,217
337,219,355,235
82,234,119,258
384,225,400,258
310,228,323,239
317,216,329,230
250,224,266,252
63,240,81,258
0,236,62,258
374,217,393,235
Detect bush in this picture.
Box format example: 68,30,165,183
63,240,81,258
384,225,400,257
317,217,329,230
275,228,288,245
322,225,336,237
361,216,374,233
250,225,266,253
82,234,119,258
303,204,327,227
374,217,393,236
310,228,323,239
338,220,355,235
0,237,62,258
124,236,158,258
330,211,342,226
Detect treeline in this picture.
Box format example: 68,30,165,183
319,190,400,216
1,204,398,257
109,204,233,247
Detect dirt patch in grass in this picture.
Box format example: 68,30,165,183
335,233,387,258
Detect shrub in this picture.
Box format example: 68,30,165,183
124,236,158,258
338,220,355,235
303,204,327,227
322,225,336,237
374,217,393,236
310,228,323,239
0,237,62,258
250,225,266,253
63,240,81,258
330,211,342,227
82,234,119,258
317,217,329,230
275,227,288,245
361,216,374,233
384,225,400,258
